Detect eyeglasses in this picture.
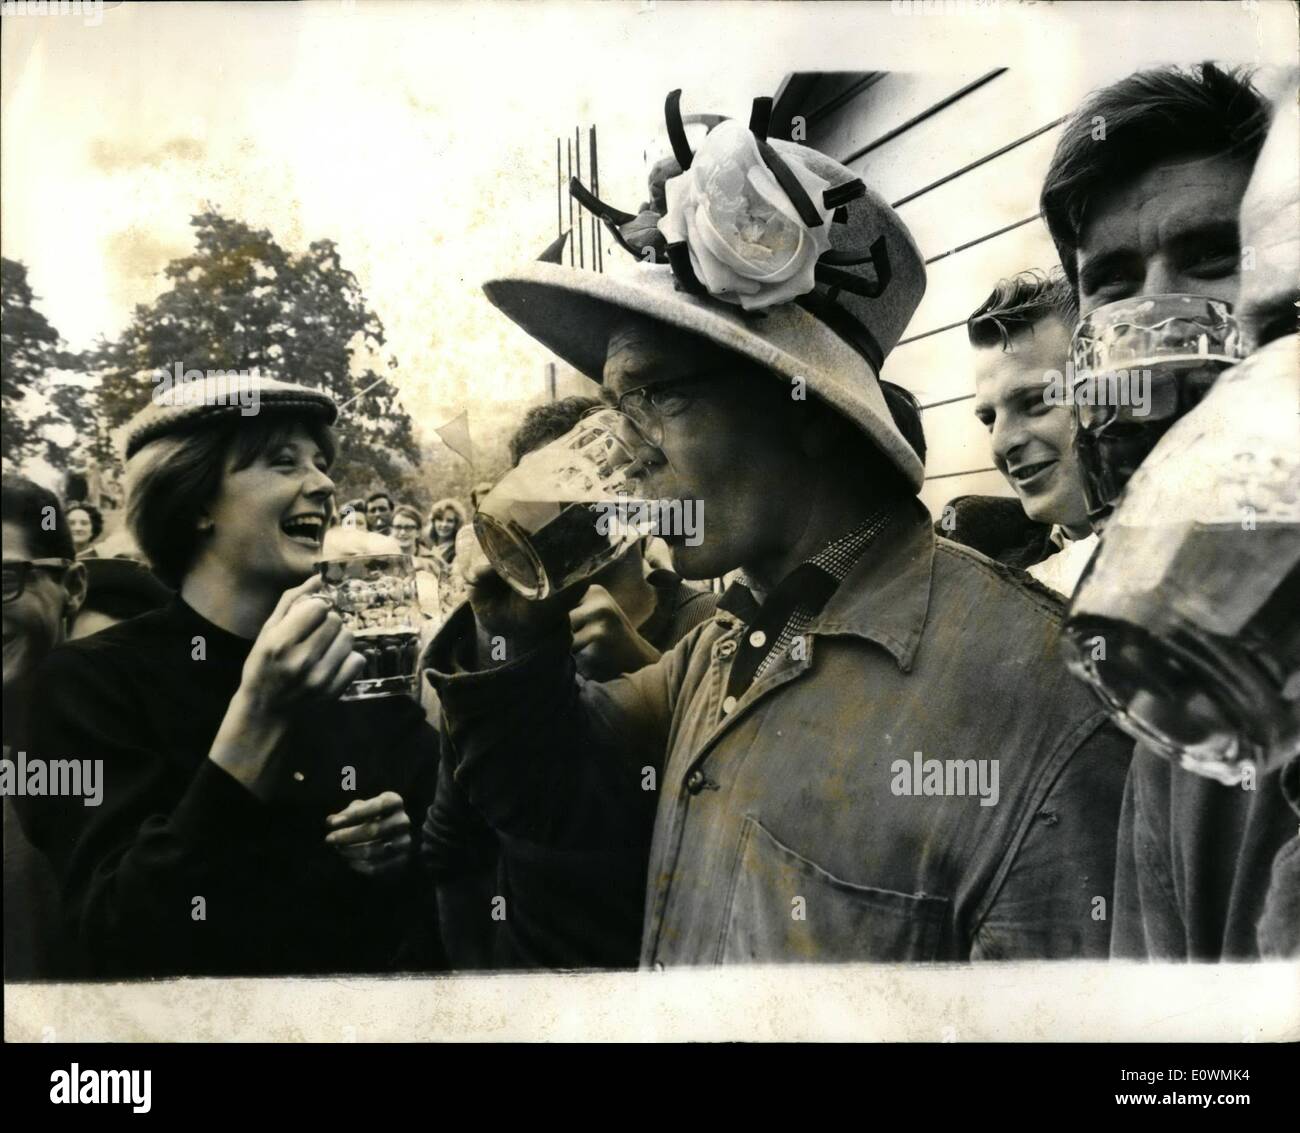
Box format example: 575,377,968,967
391,523,420,534
2,559,72,604
610,372,723,448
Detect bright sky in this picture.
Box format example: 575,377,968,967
3,0,1295,467
1,0,790,454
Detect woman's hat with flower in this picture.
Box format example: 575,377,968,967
483,90,929,490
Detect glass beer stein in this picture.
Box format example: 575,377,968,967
474,408,657,600
1064,335,1300,784
1071,294,1245,527
317,552,422,700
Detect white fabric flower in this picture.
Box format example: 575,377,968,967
657,120,834,311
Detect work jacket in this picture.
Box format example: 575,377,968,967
426,500,1132,964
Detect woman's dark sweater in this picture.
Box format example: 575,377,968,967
15,598,439,979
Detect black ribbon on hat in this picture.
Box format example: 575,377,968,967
564,89,894,369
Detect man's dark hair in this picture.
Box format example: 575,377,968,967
1041,62,1269,293
1,475,75,560
126,415,336,588
66,501,105,540
967,268,1078,351
366,490,394,509
508,396,602,466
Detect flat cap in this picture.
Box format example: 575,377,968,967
123,373,338,460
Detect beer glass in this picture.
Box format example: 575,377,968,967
1071,294,1244,527
317,552,421,699
474,408,656,600
1064,336,1300,784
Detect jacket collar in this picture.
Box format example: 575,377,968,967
802,496,935,673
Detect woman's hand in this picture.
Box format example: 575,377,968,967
324,791,412,877
209,576,365,800
236,576,364,721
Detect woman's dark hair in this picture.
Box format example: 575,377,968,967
125,414,336,588
1040,62,1269,294
1,475,75,560
65,501,105,541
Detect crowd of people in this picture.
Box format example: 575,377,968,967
2,60,1296,978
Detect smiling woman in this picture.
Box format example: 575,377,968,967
13,379,443,978
124,416,337,591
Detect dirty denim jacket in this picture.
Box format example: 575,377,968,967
425,501,1132,964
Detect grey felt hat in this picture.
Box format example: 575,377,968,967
484,90,928,490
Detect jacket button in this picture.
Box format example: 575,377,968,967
686,769,706,794
722,695,737,714
292,771,305,783
718,640,737,658
748,630,767,648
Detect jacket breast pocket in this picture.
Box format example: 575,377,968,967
716,816,950,964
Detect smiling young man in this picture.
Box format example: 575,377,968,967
423,105,1131,965
1040,63,1269,315
967,270,1096,596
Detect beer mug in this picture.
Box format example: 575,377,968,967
317,552,422,700
474,408,656,600
1064,335,1300,784
1071,294,1244,527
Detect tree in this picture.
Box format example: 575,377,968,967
90,211,420,487
0,258,94,471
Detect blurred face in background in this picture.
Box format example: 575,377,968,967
366,496,392,532
390,510,421,552
973,317,1091,535
66,507,95,551
431,509,459,543
338,501,367,529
